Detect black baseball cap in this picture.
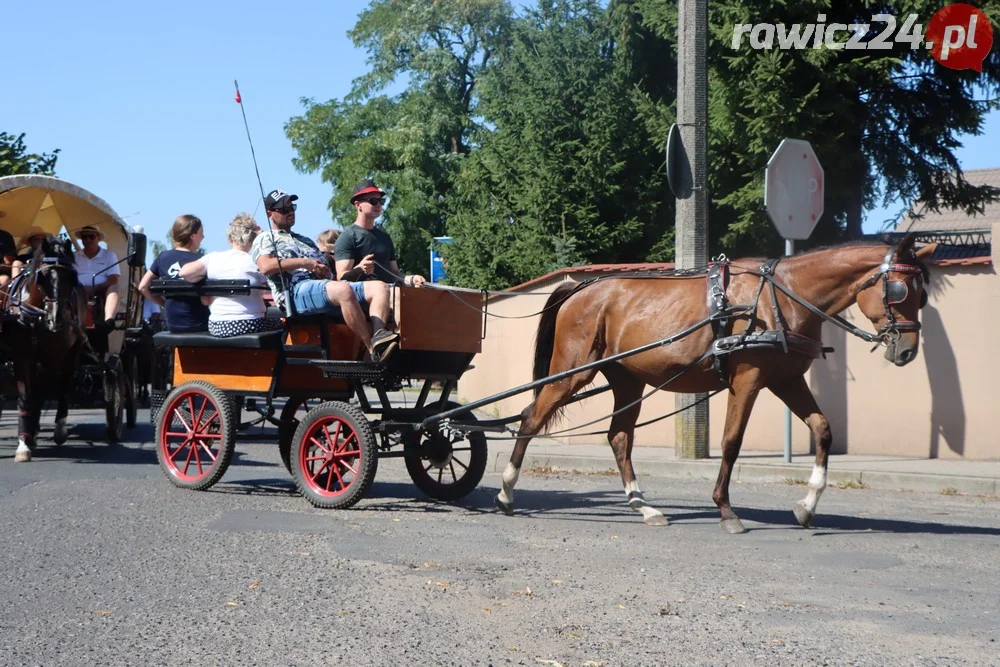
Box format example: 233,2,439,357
264,189,299,211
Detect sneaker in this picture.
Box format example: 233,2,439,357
370,329,400,364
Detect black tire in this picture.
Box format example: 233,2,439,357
277,396,318,474
155,381,236,491
405,401,488,502
123,350,139,429
105,364,125,443
290,401,378,509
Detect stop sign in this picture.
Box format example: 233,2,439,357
764,139,824,240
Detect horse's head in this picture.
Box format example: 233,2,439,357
31,236,81,333
853,233,933,367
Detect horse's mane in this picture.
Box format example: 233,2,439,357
797,236,930,282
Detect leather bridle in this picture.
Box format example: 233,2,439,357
853,243,926,341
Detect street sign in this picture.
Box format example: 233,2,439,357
764,139,824,240
430,236,452,283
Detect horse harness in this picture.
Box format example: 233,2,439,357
704,242,924,384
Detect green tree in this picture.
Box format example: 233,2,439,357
631,0,1000,256
444,0,671,288
286,0,513,276
0,132,59,177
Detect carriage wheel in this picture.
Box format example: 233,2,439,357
155,381,236,491
290,401,377,509
405,401,488,502
105,365,125,443
123,350,139,429
278,396,318,474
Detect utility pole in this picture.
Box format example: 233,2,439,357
674,0,710,459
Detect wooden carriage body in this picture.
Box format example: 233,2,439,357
163,284,484,395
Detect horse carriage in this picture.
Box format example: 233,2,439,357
148,233,933,532
0,175,148,456
147,279,491,509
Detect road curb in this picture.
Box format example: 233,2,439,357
488,450,999,497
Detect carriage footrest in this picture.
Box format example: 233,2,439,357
287,358,386,381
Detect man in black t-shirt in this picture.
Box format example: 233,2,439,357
333,179,427,288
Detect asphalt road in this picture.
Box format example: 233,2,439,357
1,407,998,666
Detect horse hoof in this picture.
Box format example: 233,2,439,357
494,496,514,516
643,514,670,526
793,502,814,529
14,447,32,463
720,517,747,534
54,423,68,445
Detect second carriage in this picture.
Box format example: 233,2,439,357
0,175,148,440
149,279,492,508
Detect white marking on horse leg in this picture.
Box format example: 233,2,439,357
799,464,827,515
497,462,521,506
14,438,32,463
625,479,666,523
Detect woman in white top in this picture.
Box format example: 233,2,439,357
179,213,282,337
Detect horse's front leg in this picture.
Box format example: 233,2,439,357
768,375,832,528
52,347,78,445
14,380,41,462
712,366,764,534
53,391,69,445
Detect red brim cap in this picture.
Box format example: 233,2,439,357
351,186,385,201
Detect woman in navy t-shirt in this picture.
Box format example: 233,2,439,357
138,214,210,333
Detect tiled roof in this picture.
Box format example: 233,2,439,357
929,243,992,266
503,245,991,294
895,168,1000,233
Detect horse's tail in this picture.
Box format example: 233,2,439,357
532,281,578,397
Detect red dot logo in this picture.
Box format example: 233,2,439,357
927,3,993,72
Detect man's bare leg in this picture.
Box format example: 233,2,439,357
324,281,372,350
104,286,120,324
363,281,391,333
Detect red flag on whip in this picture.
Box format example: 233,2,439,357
235,90,241,103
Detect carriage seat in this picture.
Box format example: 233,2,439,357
285,311,347,326
153,330,284,350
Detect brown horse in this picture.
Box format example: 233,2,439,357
495,234,933,533
1,237,88,461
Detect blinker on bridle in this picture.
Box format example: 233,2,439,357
854,243,925,343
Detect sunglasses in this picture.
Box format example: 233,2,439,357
80,234,98,240
361,197,386,206
274,203,297,214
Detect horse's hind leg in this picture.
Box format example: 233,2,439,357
602,365,667,526
769,376,832,528
496,372,596,516
713,367,763,534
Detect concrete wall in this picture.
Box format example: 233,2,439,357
458,258,999,460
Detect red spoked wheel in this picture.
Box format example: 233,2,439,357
290,401,377,509
155,381,236,491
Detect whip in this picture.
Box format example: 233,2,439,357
234,80,292,317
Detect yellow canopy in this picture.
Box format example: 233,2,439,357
0,175,129,258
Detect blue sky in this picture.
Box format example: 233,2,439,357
5,0,997,265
